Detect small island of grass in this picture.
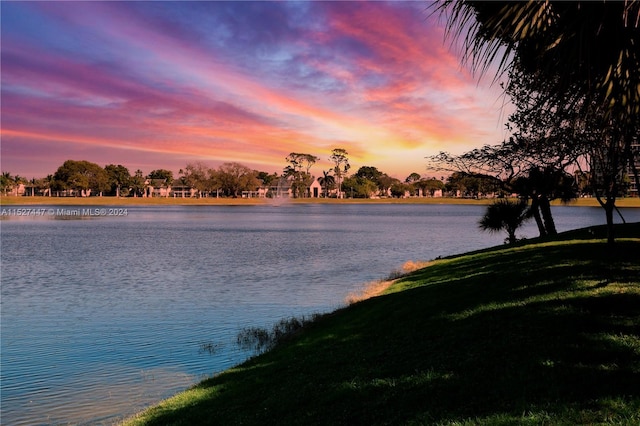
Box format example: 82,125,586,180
122,223,640,425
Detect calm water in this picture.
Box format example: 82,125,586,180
1,203,638,425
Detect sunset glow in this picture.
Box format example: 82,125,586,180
1,1,510,179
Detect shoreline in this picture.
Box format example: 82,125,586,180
345,260,433,304
2,195,639,208
121,228,640,425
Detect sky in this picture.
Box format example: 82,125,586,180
1,1,512,180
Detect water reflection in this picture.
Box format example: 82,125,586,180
1,204,637,424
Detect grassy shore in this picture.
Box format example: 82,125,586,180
122,223,640,426
2,195,639,207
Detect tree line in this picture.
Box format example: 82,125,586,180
2,152,619,201
1,161,262,198
0,147,450,199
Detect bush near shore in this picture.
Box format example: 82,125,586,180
123,223,640,426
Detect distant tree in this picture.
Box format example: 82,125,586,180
318,170,335,198
105,164,131,197
479,199,530,244
256,171,279,187
283,167,313,198
13,174,27,185
341,176,377,198
446,172,472,197
284,153,318,198
53,160,109,196
352,166,403,197
404,173,423,196
285,153,319,174
214,162,260,198
445,172,501,198
180,162,212,197
389,182,410,198
147,169,174,185
354,166,383,181
377,174,400,197
33,175,54,196
129,170,146,197
329,148,350,198
415,178,445,197
1,172,14,195
405,172,421,183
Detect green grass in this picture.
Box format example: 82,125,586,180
123,223,640,425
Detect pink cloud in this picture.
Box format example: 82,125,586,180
2,2,511,180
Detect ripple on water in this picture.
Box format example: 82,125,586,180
3,204,637,424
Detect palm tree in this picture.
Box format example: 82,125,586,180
436,1,639,123
318,170,335,198
479,199,530,244
1,172,14,195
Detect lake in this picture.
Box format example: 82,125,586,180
1,203,638,425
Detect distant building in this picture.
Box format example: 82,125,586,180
309,178,322,198
171,183,197,198
7,183,26,196
145,178,171,197
268,176,293,198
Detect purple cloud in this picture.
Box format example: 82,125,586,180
1,1,510,179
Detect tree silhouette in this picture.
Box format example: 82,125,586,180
479,199,530,244
435,0,640,243
436,1,639,125
329,148,350,198
511,167,577,237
